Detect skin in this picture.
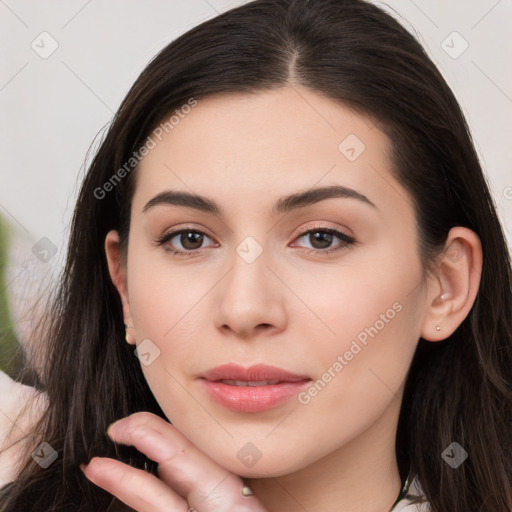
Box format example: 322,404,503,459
81,85,482,512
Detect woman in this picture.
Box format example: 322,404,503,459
1,0,511,510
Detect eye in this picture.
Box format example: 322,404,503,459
155,227,217,257
156,224,356,257
292,225,356,255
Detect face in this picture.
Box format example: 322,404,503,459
109,86,430,478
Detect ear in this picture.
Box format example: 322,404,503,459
105,230,136,345
421,226,483,342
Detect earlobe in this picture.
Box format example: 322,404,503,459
105,230,136,345
421,227,483,342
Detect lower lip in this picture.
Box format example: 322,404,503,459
200,379,311,413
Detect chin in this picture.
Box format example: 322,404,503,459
210,450,307,479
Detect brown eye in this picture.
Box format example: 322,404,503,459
293,227,356,255
307,231,334,250
178,231,204,250
156,228,216,256
156,225,356,258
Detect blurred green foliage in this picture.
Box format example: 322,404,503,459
0,215,20,379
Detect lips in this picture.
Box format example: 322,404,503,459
201,363,310,383
218,379,281,386
199,364,312,413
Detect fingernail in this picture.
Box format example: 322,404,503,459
79,463,86,472
241,484,253,497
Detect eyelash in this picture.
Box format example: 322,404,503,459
155,225,356,258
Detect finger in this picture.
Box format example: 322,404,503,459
107,412,267,512
81,456,189,512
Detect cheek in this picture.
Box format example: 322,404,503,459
291,241,424,412
127,241,207,339
125,252,203,407
292,241,423,351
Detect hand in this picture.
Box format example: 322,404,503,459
80,411,268,512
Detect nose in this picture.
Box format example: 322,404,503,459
213,244,287,340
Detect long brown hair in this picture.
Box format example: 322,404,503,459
1,0,511,510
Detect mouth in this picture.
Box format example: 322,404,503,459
200,363,310,382
216,379,284,386
199,364,312,413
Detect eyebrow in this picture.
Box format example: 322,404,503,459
142,184,377,216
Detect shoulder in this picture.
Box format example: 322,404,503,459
391,475,431,511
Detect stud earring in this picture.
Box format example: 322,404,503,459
435,293,450,333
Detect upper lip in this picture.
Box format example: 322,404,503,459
201,364,311,382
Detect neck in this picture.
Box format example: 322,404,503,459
245,392,404,512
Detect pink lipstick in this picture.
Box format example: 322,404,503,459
199,363,311,413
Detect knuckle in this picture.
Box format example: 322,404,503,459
166,424,192,448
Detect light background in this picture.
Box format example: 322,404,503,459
1,0,511,276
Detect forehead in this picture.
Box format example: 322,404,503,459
142,87,384,160
131,86,403,217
